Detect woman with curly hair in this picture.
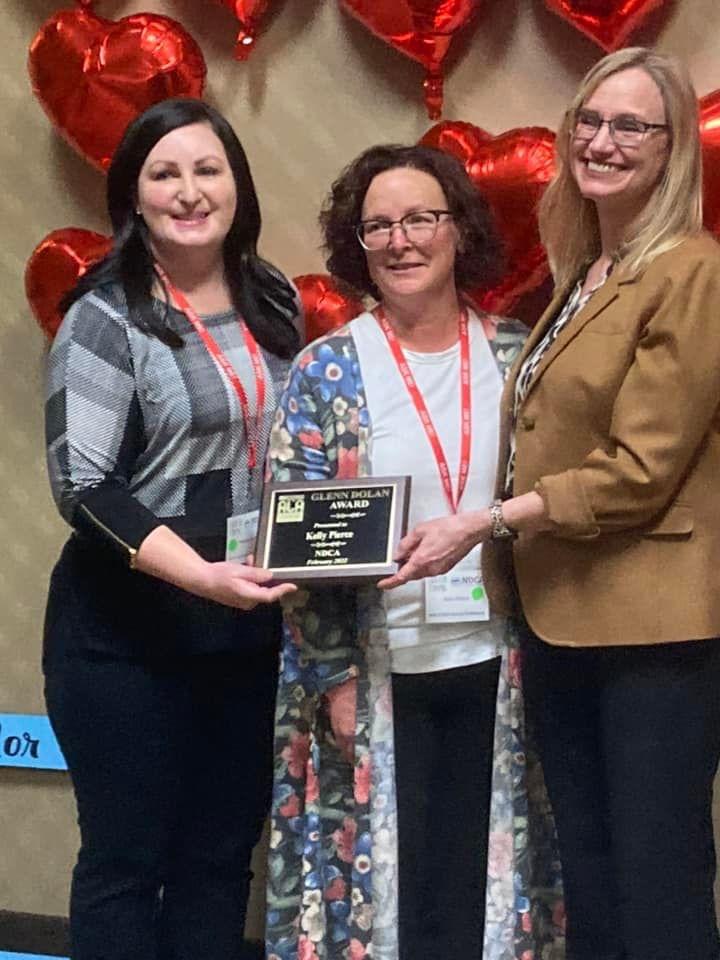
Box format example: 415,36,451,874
265,144,563,960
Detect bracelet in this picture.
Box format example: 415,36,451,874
489,499,517,540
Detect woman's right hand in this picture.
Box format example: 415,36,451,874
197,560,297,609
133,525,296,608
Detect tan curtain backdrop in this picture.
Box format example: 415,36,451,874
1,0,719,926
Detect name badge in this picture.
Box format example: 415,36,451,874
226,510,259,563
424,546,489,623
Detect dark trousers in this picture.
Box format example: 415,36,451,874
392,657,500,960
44,649,278,960
520,626,720,960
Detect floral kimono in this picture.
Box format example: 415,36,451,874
266,315,564,960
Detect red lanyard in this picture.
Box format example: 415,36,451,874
376,306,472,514
156,265,266,469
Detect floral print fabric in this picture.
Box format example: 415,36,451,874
266,317,565,960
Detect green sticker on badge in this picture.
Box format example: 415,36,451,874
228,539,238,553
471,585,485,602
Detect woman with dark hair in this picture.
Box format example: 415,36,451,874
43,97,299,960
265,145,562,960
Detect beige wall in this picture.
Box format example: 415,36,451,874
1,0,719,925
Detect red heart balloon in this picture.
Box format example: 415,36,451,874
294,274,365,344
29,3,206,171
25,228,112,339
421,121,556,315
340,0,481,119
217,0,271,59
701,90,720,240
543,0,668,51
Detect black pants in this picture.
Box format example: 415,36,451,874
520,626,720,960
44,649,278,960
392,657,501,960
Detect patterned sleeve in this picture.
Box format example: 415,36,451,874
45,291,162,563
269,341,341,481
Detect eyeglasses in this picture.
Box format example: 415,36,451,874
356,209,453,250
572,109,669,147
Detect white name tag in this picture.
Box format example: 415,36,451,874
225,510,259,564
424,546,490,623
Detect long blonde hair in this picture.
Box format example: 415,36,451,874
539,48,703,291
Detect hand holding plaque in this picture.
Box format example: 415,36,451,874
255,476,411,584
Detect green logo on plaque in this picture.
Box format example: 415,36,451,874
276,494,305,523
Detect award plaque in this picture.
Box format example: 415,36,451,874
256,476,411,584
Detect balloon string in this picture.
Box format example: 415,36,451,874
423,72,444,121
234,27,256,60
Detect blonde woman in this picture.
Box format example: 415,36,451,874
384,48,720,960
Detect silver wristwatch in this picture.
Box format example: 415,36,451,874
489,499,517,540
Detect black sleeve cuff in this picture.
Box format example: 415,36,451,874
73,483,163,566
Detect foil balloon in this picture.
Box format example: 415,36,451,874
29,2,206,171
543,0,668,51
421,119,491,157
701,90,720,241
217,0,271,59
340,0,481,119
25,228,112,339
294,274,365,344
421,121,556,316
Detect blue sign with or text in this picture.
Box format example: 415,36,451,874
0,715,67,771
0,954,67,960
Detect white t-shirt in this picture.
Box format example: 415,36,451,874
350,310,506,673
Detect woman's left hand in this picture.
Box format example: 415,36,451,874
378,510,491,589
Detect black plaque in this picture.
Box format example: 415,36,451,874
255,476,411,584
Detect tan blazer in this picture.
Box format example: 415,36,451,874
483,232,720,647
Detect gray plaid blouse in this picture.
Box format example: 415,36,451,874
45,285,291,561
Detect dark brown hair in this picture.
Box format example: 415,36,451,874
63,98,299,357
320,144,503,299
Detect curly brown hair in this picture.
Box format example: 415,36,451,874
320,144,503,300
